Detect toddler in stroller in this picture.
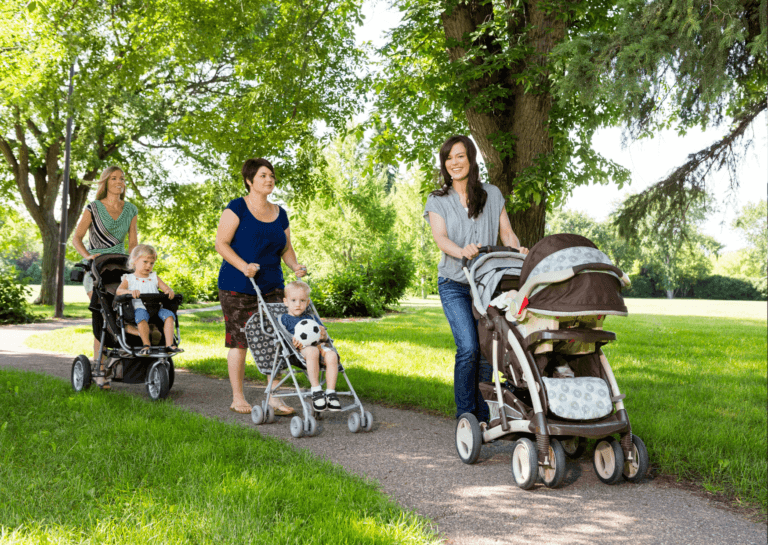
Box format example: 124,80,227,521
454,234,649,490
281,281,341,413
116,244,183,356
69,249,183,401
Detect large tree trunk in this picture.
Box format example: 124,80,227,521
441,0,567,248
0,117,96,305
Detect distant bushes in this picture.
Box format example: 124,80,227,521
691,275,766,301
624,272,766,301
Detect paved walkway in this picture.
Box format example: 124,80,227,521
1,318,765,544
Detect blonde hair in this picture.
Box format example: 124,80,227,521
128,244,157,270
95,166,125,201
284,280,311,296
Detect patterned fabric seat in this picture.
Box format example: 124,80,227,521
541,376,613,420
244,302,292,375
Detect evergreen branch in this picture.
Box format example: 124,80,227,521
614,100,766,242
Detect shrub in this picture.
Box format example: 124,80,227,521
624,274,658,298
0,267,36,324
691,275,765,301
367,245,416,306
310,267,385,318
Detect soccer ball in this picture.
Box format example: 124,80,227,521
294,318,321,347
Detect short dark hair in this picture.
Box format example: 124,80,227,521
241,158,275,192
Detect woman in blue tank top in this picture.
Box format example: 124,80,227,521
215,158,307,415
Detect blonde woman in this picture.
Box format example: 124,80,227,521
73,166,139,387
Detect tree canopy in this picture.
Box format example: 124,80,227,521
370,0,765,247
0,0,366,303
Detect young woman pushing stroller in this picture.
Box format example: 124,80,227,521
424,135,529,423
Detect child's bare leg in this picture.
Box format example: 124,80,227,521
163,316,175,347
137,320,151,346
323,349,339,391
301,346,321,388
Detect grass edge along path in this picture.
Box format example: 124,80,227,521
23,304,768,516
0,369,439,545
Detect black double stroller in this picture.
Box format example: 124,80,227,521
69,253,182,400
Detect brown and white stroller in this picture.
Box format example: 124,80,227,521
454,234,649,489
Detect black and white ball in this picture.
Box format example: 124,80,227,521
294,318,321,347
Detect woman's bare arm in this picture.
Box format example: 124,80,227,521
127,214,138,254
214,209,259,277
73,209,96,260
281,227,306,278
427,212,481,260
498,209,528,254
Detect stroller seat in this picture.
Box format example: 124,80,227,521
243,278,370,438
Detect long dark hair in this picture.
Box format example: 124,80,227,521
430,135,487,219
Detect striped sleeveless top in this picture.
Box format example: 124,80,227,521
85,200,138,255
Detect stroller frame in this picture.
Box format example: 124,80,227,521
455,245,648,489
245,278,372,437
69,254,182,401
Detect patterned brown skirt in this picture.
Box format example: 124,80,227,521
219,288,284,349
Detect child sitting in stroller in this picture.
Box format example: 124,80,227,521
116,244,182,356
280,280,341,412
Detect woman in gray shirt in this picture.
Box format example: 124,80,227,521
424,135,528,422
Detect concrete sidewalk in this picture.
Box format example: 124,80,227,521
1,319,765,545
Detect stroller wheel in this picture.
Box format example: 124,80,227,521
347,412,362,433
455,413,482,465
593,437,625,484
561,436,586,459
146,361,170,401
362,410,374,432
305,415,318,436
539,438,566,489
265,405,276,424
251,405,265,425
290,415,305,438
511,438,538,490
71,355,92,392
622,434,649,483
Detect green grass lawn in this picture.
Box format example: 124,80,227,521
24,299,768,512
0,369,438,544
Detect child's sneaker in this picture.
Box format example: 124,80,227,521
312,390,327,412
326,392,341,412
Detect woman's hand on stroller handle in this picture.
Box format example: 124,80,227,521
294,264,308,278
461,245,520,268
243,263,260,278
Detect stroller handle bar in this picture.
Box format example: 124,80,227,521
461,245,519,269
114,293,183,304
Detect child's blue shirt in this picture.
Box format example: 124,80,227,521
281,312,324,335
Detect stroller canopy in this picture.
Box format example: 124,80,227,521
468,252,525,315
520,234,627,316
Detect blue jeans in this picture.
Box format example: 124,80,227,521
134,307,175,324
438,277,491,421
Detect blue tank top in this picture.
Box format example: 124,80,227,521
217,198,289,295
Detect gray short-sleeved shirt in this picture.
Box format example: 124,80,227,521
423,183,506,283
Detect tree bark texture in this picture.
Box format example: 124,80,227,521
0,119,95,305
440,0,568,247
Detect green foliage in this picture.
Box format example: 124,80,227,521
311,267,385,318
0,266,36,324
690,275,766,301
732,200,767,279
0,0,368,303
556,0,767,236
546,208,637,272
623,273,659,298
391,170,442,297
289,132,416,316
